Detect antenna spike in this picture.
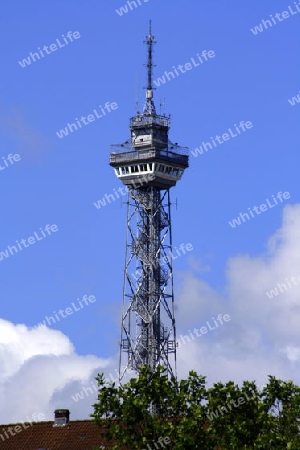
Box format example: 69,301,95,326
135,72,140,113
143,20,156,115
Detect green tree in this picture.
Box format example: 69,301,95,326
206,380,270,449
92,365,209,449
255,377,300,449
92,367,300,449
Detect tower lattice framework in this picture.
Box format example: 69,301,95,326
109,22,189,382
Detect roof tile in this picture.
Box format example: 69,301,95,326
0,420,111,450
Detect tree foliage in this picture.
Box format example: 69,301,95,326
92,366,300,449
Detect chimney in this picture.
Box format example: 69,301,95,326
53,409,70,426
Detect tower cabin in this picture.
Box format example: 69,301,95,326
109,23,188,190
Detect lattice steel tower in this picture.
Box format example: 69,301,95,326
110,22,189,382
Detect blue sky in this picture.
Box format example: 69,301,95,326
0,0,300,423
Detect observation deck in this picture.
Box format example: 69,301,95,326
110,141,189,189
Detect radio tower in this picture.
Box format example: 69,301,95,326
109,21,189,382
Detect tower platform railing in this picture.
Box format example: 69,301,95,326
110,146,189,166
130,114,170,128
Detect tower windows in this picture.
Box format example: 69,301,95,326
121,166,130,175
116,163,184,180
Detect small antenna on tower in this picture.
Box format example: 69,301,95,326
135,72,140,113
160,98,166,115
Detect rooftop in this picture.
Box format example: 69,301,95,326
0,420,110,450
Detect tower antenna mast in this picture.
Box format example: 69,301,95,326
143,20,156,115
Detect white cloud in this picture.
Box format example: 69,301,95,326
0,320,115,424
176,203,300,386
